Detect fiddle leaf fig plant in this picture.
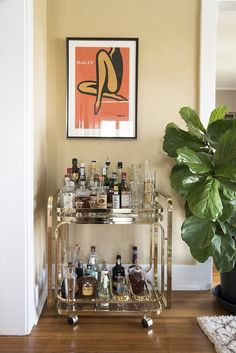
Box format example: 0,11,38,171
163,106,236,272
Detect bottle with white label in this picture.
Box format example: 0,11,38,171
120,172,131,208
112,185,120,209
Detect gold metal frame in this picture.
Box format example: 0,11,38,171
47,190,172,318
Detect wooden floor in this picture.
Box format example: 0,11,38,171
0,291,228,353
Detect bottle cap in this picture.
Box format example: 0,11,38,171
72,158,78,163
80,162,85,167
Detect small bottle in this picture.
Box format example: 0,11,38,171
129,263,146,295
62,262,77,300
102,164,110,190
120,172,131,208
112,185,120,209
88,160,97,190
96,176,107,208
112,255,125,290
72,158,79,184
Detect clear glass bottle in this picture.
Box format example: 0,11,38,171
102,164,110,190
88,160,97,190
129,163,144,209
120,172,131,208
62,262,77,300
112,255,125,290
79,162,86,184
87,246,99,280
98,261,110,307
60,177,76,210
96,176,107,208
117,161,123,185
112,185,120,209
76,180,90,208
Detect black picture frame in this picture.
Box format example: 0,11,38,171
66,37,138,139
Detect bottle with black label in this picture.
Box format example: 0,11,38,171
72,158,79,184
112,255,125,290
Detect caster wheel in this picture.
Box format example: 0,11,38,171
66,315,79,325
141,317,153,328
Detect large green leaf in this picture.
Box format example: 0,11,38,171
214,128,236,166
208,105,229,125
206,119,236,149
176,146,213,174
211,233,236,272
218,177,236,200
179,106,206,138
187,176,223,220
219,195,235,223
163,123,207,157
170,165,206,198
181,216,216,249
215,160,236,183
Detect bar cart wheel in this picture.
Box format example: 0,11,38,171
141,317,153,328
66,315,79,325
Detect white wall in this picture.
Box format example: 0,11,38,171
0,0,35,335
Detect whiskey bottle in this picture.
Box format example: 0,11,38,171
96,176,107,208
88,160,97,189
76,180,90,208
72,158,79,184
77,269,97,298
60,177,76,210
107,172,117,208
112,255,125,290
120,172,131,208
129,263,146,295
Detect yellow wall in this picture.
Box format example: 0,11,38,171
34,0,47,285
216,90,236,112
46,0,199,264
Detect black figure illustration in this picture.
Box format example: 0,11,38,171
77,47,127,115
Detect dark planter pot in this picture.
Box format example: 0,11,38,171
220,265,236,304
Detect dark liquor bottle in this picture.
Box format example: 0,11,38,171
129,263,146,295
102,164,110,190
77,268,97,298
112,255,125,290
79,162,86,183
120,172,131,208
107,172,117,208
72,158,79,184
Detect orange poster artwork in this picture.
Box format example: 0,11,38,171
67,38,138,138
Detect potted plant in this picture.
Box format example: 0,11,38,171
162,106,236,307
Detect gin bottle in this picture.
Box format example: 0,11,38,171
98,261,110,307
62,262,77,300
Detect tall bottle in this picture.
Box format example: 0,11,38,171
98,261,110,307
112,255,125,290
128,246,138,272
117,162,123,185
107,172,117,208
62,262,77,300
112,185,120,209
72,158,79,185
102,164,110,190
88,160,97,190
87,246,99,280
120,172,131,208
79,162,86,184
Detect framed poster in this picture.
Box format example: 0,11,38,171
66,37,138,138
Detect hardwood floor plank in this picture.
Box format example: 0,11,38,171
0,291,228,353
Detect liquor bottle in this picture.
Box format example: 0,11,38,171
117,161,123,185
112,185,120,209
79,162,86,183
116,273,129,298
107,172,117,208
129,263,146,295
75,259,84,279
102,164,110,190
98,261,110,307
60,176,76,209
62,262,77,300
96,176,107,208
112,255,125,290
87,246,99,280
72,158,79,184
88,160,97,189
128,246,138,272
120,172,131,208
76,180,90,208
77,268,97,299
143,160,155,209
105,157,111,178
